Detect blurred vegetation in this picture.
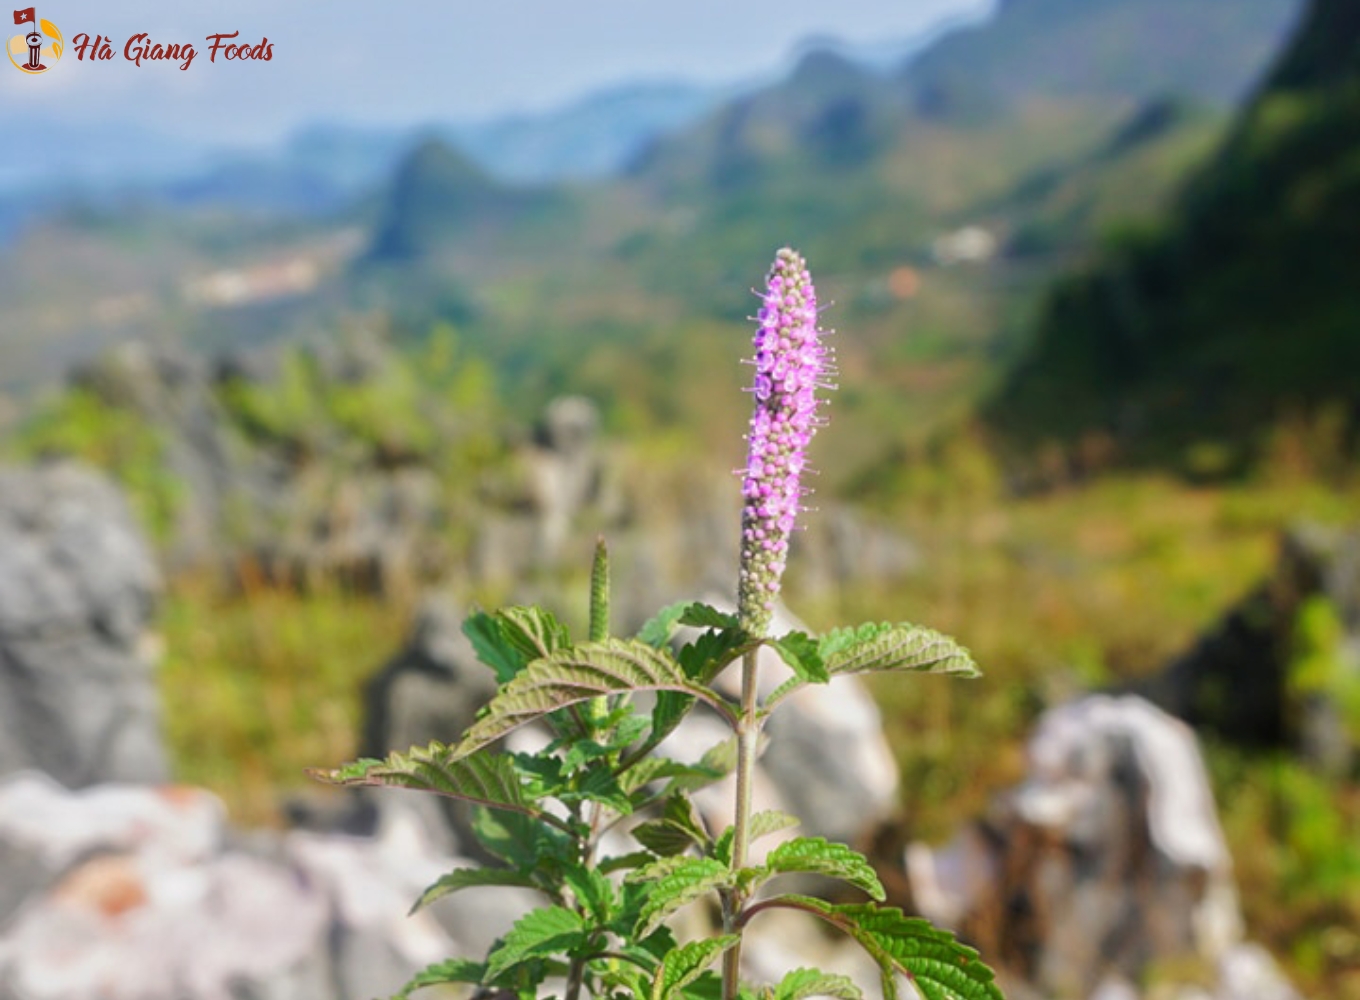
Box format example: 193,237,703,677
1212,747,1360,993
2,387,182,541
158,576,408,827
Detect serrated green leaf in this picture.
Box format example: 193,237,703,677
632,796,710,856
454,639,730,760
663,794,709,837
817,622,892,659
485,906,589,980
634,821,704,857
771,631,829,684
626,853,707,884
308,744,538,816
614,883,679,951
679,971,727,1000
714,810,800,864
605,963,654,1000
749,809,801,841
463,610,526,683
764,897,1004,1000
559,738,615,774
821,624,979,680
772,968,864,1000
563,865,615,924
511,750,567,799
620,756,720,797
389,957,486,1000
763,838,885,900
679,628,759,684
497,605,572,663
611,713,653,748
410,866,539,915
678,603,740,629
625,854,707,881
653,936,739,1000
638,600,693,649
764,675,803,709
646,691,697,753
634,858,733,937
473,807,572,870
569,764,633,814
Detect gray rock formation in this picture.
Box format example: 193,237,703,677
906,695,1298,1000
32,340,927,625
472,395,622,585
72,342,249,569
0,771,531,1000
0,462,166,788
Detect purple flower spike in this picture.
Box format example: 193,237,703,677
737,248,833,635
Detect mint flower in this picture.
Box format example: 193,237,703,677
737,248,832,635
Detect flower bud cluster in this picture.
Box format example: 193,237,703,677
736,248,832,635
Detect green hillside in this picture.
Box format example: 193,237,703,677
357,17,1248,481
986,0,1360,474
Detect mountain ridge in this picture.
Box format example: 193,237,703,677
983,0,1360,472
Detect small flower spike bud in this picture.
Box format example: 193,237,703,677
736,248,833,636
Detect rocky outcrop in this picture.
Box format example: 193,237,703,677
0,772,536,1000
0,462,166,788
1141,524,1360,771
41,340,924,615
906,695,1299,1000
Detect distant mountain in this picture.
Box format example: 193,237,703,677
790,10,992,74
627,49,906,196
630,0,1301,197
444,82,728,183
984,0,1360,467
366,140,543,261
900,0,1302,118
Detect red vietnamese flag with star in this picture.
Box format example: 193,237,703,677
13,8,35,25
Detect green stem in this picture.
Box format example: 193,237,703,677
565,955,586,1000
722,647,762,1000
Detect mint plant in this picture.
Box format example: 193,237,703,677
312,249,1003,1000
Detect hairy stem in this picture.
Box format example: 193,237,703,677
723,646,762,1000
586,537,611,726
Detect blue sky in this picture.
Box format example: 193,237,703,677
1,0,989,145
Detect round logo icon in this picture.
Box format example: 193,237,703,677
7,16,62,74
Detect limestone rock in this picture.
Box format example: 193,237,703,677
0,772,515,1000
906,695,1283,1000
0,462,165,788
